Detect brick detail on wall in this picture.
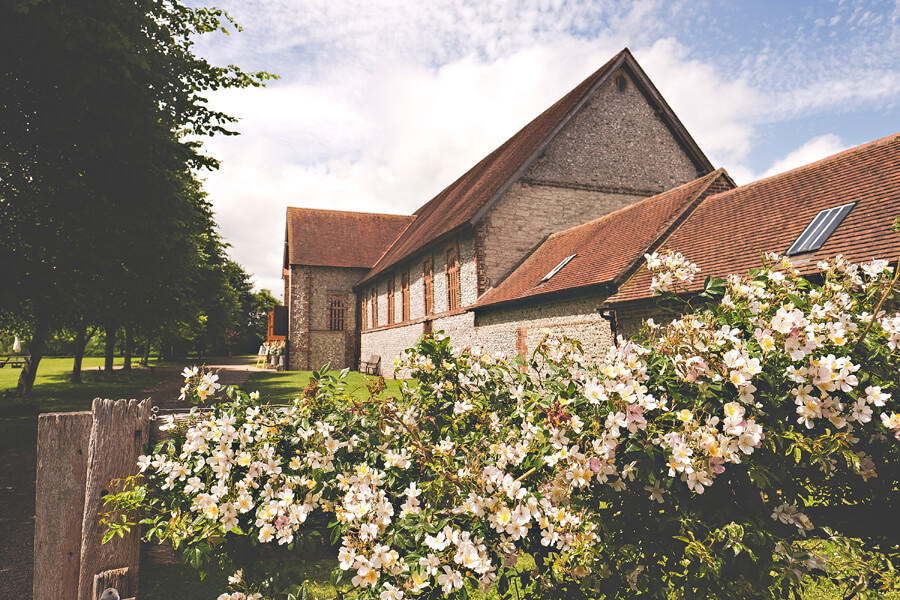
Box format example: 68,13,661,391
361,234,478,335
481,183,647,287
515,327,527,357
474,295,615,366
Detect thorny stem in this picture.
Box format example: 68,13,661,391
852,252,900,354
515,466,538,483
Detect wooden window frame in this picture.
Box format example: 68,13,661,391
370,287,378,328
423,256,433,315
401,271,410,322
328,296,346,332
387,276,395,324
446,245,461,311
361,291,367,331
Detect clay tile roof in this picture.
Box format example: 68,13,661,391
357,48,713,286
475,169,734,309
608,131,900,305
284,207,414,269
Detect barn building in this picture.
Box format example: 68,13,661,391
281,48,900,375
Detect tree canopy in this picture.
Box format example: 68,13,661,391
0,0,275,393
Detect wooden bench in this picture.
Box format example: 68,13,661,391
0,355,25,368
358,354,381,375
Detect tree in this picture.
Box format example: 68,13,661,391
0,0,273,396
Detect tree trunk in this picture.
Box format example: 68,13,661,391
122,325,132,371
72,317,86,384
16,318,49,398
141,337,151,367
104,320,116,372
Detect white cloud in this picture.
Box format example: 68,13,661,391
637,38,762,168
760,134,848,180
183,0,900,297
206,41,646,297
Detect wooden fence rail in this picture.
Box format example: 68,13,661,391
34,399,333,600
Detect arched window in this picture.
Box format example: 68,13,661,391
387,276,395,324
401,271,410,322
423,256,434,315
360,292,367,331
446,246,460,310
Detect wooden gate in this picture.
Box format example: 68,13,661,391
34,398,332,600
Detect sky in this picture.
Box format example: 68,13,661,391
185,0,900,298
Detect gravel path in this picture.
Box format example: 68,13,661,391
0,358,263,600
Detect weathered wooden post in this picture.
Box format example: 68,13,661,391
33,411,93,600
77,398,151,600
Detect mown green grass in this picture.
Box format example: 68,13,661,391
0,356,163,446
244,368,408,404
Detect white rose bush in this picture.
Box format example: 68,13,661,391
104,248,900,600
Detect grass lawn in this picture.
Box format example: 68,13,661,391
0,356,164,447
244,368,408,404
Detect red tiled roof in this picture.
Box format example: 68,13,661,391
357,48,713,286
284,207,414,269
608,132,900,305
475,169,734,309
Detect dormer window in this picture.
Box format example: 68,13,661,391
541,254,577,283
786,202,855,256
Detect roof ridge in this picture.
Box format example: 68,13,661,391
608,169,733,289
732,131,900,193
359,47,717,285
474,170,734,310
287,206,412,219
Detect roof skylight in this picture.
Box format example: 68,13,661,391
541,254,577,283
786,202,856,256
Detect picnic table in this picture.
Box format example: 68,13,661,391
0,355,26,368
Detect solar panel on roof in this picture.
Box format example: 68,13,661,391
786,202,856,256
540,254,577,283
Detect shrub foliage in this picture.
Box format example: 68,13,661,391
107,252,900,599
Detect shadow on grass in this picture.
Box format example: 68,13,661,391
0,368,164,448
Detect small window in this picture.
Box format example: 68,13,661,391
401,271,410,322
540,254,577,283
370,287,378,328
423,256,434,315
328,297,345,331
387,277,395,324
361,292,367,331
446,246,461,311
786,202,856,256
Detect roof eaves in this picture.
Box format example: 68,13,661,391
354,221,474,289
475,281,616,312
354,214,419,284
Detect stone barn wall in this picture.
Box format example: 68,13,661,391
479,66,706,287
286,265,366,371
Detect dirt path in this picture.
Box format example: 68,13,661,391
0,358,263,599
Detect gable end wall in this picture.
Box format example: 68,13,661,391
479,68,705,289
